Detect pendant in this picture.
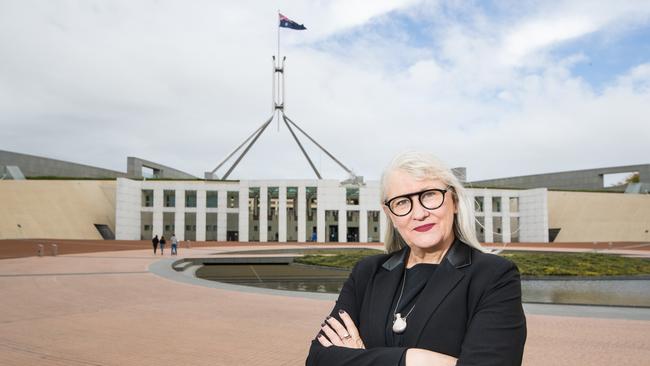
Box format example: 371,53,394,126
392,313,407,334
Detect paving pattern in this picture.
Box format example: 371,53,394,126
0,243,648,365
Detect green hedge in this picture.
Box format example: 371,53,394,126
295,250,650,277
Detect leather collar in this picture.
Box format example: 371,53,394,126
381,238,472,271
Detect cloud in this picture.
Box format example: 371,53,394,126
0,0,649,182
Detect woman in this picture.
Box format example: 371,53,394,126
159,235,166,255
306,151,526,366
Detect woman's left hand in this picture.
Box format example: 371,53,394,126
317,309,365,349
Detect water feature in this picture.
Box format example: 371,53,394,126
195,263,650,307
522,279,649,307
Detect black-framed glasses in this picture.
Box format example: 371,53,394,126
384,187,450,217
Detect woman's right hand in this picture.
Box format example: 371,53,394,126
406,348,457,366
317,310,365,349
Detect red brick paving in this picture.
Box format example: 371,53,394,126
0,243,648,365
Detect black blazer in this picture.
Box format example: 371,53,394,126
306,240,526,366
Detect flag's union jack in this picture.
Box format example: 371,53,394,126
279,13,306,30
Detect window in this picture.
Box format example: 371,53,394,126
141,190,153,207
346,187,359,205
287,186,298,220
510,217,520,243
207,191,218,208
493,217,502,243
185,190,197,208
492,197,501,213
164,190,175,207
206,213,218,241
267,187,278,220
475,217,485,242
227,191,239,208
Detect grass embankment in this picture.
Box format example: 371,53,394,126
502,252,650,276
296,250,383,269
295,250,650,277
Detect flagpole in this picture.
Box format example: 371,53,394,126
277,10,281,131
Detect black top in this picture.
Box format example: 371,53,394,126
388,264,438,366
386,263,438,347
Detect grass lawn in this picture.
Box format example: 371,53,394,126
502,252,650,276
294,249,650,277
295,249,383,269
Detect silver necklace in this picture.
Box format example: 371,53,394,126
392,268,416,334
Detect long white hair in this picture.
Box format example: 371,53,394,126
380,151,485,254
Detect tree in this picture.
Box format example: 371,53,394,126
625,172,640,184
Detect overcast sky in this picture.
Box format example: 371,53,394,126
1,0,649,181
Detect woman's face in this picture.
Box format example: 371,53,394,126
383,169,456,253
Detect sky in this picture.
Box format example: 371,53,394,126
1,0,649,182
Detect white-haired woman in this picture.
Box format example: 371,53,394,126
306,151,526,366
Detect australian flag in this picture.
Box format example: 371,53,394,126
279,13,306,30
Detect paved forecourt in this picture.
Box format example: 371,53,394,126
0,244,648,366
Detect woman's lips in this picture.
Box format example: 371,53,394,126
414,223,435,232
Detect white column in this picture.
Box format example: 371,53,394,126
380,211,388,243
483,192,494,243
317,207,326,243
217,190,228,241
279,186,287,242
196,190,206,241
260,186,268,242
298,186,306,242
153,187,163,237
501,194,511,243
238,186,248,242
175,189,185,241
338,209,347,243
360,210,368,243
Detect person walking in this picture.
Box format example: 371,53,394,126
159,236,166,255
152,235,159,255
171,234,178,256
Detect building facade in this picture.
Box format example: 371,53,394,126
115,178,549,243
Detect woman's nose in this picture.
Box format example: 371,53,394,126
410,199,429,220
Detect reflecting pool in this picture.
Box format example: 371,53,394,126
196,263,650,307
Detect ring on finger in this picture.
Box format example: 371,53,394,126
342,333,352,340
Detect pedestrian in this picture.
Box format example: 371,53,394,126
171,234,178,256
152,235,159,255
159,236,166,255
